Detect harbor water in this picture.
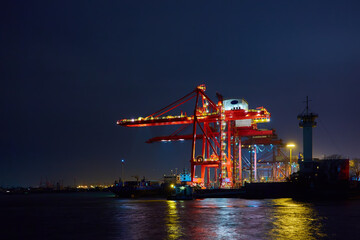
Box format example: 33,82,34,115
1,192,360,240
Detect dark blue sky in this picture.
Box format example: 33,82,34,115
1,1,360,186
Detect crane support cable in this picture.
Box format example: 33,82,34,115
146,90,196,119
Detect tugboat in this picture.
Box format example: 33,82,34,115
167,184,194,200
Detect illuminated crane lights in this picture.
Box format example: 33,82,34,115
117,84,283,188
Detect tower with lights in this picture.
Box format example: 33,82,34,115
297,96,318,173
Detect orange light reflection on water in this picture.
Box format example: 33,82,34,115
268,198,327,240
166,200,183,240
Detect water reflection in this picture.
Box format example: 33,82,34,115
166,200,182,239
189,198,270,239
8,193,357,240
268,198,327,240
113,198,328,240
114,199,168,239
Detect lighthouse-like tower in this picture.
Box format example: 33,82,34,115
297,96,318,173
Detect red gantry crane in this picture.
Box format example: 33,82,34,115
117,84,284,188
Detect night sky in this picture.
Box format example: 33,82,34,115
2,1,360,187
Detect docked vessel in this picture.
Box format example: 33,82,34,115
110,175,179,198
